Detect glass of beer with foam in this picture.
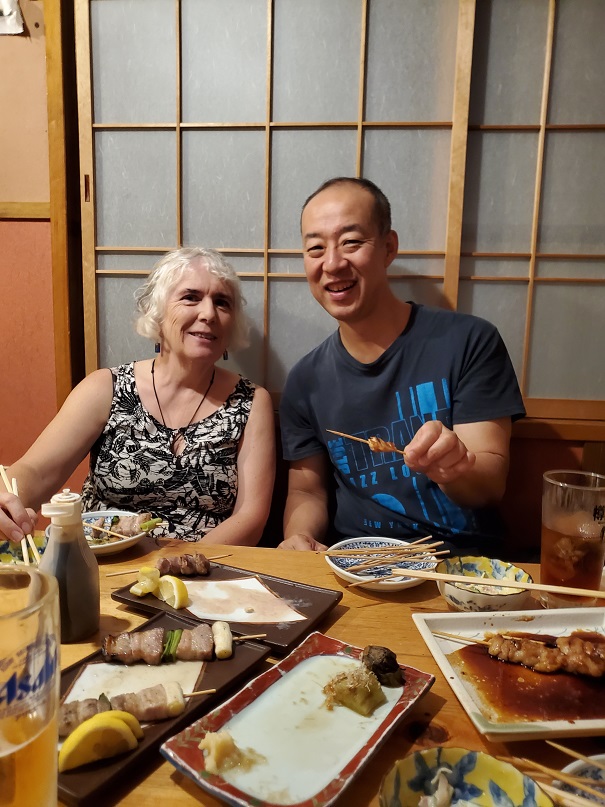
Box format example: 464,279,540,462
541,470,605,608
0,566,60,806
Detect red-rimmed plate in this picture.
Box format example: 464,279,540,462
161,632,434,807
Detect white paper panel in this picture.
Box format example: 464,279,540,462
269,256,305,276
272,0,361,122
91,0,176,123
390,279,445,310
267,280,337,391
182,130,266,248
181,0,267,123
98,276,156,368
364,129,451,251
539,132,605,254
388,257,444,278
535,260,605,280
97,253,162,272
549,0,605,124
469,0,548,125
460,258,529,278
457,281,527,384
95,131,177,247
527,283,605,398
227,278,265,386
462,131,538,252
366,0,458,121
270,130,358,250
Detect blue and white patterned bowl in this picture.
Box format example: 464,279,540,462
325,536,437,592
379,746,554,807
436,555,533,612
0,533,47,564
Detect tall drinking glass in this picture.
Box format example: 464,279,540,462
540,470,605,608
0,566,60,806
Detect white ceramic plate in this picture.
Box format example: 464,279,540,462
161,631,435,807
325,536,437,592
46,509,146,556
413,608,605,742
556,753,605,803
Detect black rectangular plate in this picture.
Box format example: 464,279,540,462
58,612,270,807
111,562,343,655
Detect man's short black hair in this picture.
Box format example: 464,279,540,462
301,176,392,236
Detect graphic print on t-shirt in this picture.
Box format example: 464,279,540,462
326,379,476,536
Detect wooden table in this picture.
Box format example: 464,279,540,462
58,539,604,806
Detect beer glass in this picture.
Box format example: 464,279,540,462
0,566,60,806
540,470,605,608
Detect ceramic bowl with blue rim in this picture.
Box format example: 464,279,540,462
436,555,533,612
554,753,605,803
325,536,437,592
379,746,554,807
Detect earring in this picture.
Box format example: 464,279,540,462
155,342,161,353
223,349,229,361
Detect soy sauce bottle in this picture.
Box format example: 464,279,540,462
40,489,100,642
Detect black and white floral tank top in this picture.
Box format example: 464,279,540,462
81,363,255,540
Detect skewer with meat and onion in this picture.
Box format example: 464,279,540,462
102,621,233,665
155,553,210,576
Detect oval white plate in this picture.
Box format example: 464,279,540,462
325,536,437,592
46,509,146,556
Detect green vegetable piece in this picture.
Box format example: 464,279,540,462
139,517,163,532
161,629,183,663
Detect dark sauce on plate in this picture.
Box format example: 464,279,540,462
449,631,605,723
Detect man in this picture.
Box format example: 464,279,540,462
278,177,525,552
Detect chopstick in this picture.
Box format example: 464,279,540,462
326,429,407,459
0,467,40,565
546,741,605,773
390,567,605,599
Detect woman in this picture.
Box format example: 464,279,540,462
0,248,275,545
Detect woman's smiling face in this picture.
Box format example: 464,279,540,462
160,262,235,361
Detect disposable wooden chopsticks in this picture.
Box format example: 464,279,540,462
326,429,407,458
0,466,40,565
390,567,605,599
546,741,605,773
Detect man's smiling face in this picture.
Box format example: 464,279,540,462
301,183,397,324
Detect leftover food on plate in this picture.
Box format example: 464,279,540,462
161,631,434,807
323,665,386,716
362,644,405,687
199,729,266,775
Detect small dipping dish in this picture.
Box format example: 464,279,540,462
436,555,533,612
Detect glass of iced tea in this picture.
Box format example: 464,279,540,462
0,565,60,806
540,470,605,608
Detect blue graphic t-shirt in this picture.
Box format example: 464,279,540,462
280,304,525,551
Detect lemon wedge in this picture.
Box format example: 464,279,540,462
105,710,144,740
58,712,140,772
156,575,189,609
129,566,161,597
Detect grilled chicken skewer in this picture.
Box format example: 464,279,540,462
155,553,211,576
59,681,212,737
434,630,605,678
103,623,218,665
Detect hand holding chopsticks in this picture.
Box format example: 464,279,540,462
0,465,40,565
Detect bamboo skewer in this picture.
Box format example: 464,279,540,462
539,781,602,807
233,633,267,642
184,688,217,697
326,429,407,459
347,550,447,573
499,756,605,801
546,741,605,773
85,522,132,541
390,566,605,599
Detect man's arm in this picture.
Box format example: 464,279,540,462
403,417,512,508
279,454,331,551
